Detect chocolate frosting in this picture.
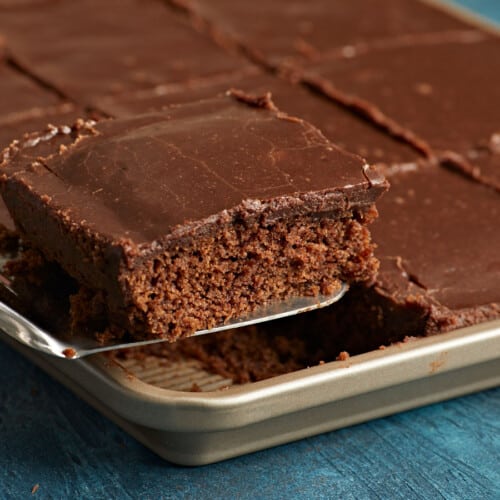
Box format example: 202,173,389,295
0,62,60,121
0,0,53,7
172,0,478,66
303,35,500,190
1,93,386,247
374,165,500,310
0,0,251,103
0,103,86,152
96,70,420,169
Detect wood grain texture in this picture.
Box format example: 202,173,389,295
0,340,499,499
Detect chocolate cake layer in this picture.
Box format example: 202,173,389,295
0,241,395,383
170,0,478,66
0,228,422,384
0,92,387,340
0,0,252,104
6,155,500,382
303,35,500,190
96,70,421,169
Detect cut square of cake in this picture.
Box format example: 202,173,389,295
1,91,387,341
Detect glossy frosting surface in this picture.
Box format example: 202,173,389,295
374,165,500,309
2,94,384,245
0,62,60,121
97,71,420,168
304,35,500,188
0,0,251,102
173,0,475,65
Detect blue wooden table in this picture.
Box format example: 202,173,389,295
1,2,499,498
0,342,499,499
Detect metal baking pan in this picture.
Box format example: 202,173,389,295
2,320,499,465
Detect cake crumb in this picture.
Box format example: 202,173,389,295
62,348,77,358
336,351,350,361
31,484,39,495
190,383,202,392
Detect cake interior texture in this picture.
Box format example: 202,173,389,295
0,238,420,383
0,93,386,341
70,207,378,341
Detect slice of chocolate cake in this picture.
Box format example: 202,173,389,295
109,163,500,383
0,91,387,341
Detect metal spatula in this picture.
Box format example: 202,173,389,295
0,284,348,359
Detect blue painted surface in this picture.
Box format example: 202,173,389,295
1,1,500,499
1,342,499,499
447,0,500,23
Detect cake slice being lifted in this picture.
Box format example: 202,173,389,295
0,91,387,341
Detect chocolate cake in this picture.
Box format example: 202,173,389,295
0,92,387,341
302,34,500,190
169,0,478,67
110,163,500,383
96,70,421,169
0,0,498,386
0,0,252,104
370,164,500,332
0,236,401,384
